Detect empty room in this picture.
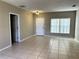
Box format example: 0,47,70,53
0,0,79,59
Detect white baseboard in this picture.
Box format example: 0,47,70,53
74,39,79,43
0,35,36,52
0,45,11,52
20,35,36,42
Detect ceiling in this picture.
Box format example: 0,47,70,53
1,0,79,12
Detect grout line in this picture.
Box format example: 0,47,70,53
58,38,60,59
1,53,17,59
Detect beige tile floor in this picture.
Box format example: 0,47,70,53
0,36,79,59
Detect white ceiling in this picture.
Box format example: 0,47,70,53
1,0,79,12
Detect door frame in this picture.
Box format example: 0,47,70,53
9,12,21,45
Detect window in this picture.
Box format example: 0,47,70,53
51,19,59,33
50,18,70,34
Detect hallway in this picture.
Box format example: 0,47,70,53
0,36,79,59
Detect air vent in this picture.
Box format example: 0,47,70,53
72,4,76,7
19,5,26,8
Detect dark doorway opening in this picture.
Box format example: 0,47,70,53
10,14,19,45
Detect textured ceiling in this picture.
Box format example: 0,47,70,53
1,0,79,12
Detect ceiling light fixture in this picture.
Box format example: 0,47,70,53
32,10,43,15
35,10,40,15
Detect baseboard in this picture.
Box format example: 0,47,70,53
20,35,36,42
0,45,11,52
74,39,79,43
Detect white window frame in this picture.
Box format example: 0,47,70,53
50,18,71,34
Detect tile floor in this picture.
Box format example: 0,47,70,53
0,36,79,59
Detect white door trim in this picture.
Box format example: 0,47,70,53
9,12,21,46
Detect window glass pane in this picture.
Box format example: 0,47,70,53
51,19,59,33
50,18,70,34
60,18,70,33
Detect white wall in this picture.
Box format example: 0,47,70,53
75,9,79,41
20,11,34,40
0,1,34,50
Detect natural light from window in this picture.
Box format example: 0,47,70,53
50,18,70,34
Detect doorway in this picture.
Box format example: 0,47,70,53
36,17,45,35
10,13,20,45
